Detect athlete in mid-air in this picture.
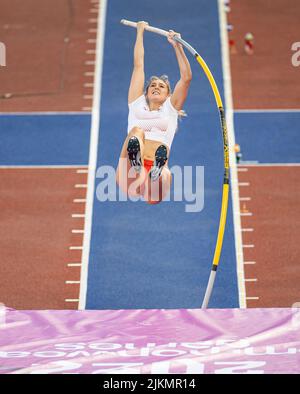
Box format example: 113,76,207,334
116,21,192,204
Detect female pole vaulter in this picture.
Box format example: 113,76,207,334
116,21,192,204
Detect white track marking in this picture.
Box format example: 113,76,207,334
75,184,88,188
0,112,90,116
235,109,300,113
79,0,107,310
238,182,250,186
218,0,246,308
240,163,300,167
0,165,88,169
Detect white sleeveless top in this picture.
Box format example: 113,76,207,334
127,95,178,149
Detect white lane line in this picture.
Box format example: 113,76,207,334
218,0,246,308
79,0,107,310
86,50,96,55
85,61,95,66
240,163,300,167
240,212,253,217
65,299,80,302
243,244,255,248
244,261,256,265
75,184,88,188
69,246,83,250
83,95,93,99
235,109,300,113
73,199,87,203
76,169,89,174
237,168,248,172
245,278,257,282
72,229,84,233
66,281,81,284
0,112,90,116
82,107,92,111
239,197,251,201
246,297,259,300
72,214,85,218
68,263,82,267
0,165,88,169
241,228,254,232
87,39,97,43
84,82,94,87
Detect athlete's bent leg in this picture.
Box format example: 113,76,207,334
116,127,146,197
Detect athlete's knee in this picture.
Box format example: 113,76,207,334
128,127,145,141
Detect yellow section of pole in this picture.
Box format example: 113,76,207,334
195,54,230,270
212,183,229,266
195,54,223,108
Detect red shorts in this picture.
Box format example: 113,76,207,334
142,159,160,205
143,159,154,174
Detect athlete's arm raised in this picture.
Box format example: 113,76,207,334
128,21,148,104
168,31,192,111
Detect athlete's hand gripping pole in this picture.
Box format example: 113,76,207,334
121,19,230,309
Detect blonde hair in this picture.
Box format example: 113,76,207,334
144,75,187,119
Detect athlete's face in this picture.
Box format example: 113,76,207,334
147,79,170,103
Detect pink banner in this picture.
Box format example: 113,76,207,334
0,307,299,374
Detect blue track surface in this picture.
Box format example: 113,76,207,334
0,114,91,165
234,112,300,163
86,0,239,309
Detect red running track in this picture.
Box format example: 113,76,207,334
0,167,88,309
238,165,300,307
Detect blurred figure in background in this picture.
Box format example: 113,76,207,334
244,32,254,55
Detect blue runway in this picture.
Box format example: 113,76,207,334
86,0,239,309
